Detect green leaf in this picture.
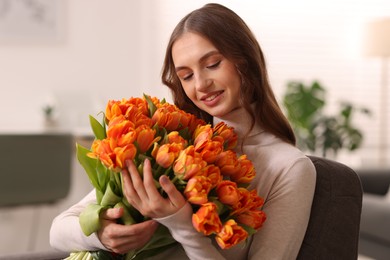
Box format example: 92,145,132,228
91,250,123,260
96,160,111,191
76,143,100,189
127,225,177,260
96,189,104,205
100,181,122,207
114,202,136,225
240,223,257,236
90,115,106,140
129,243,176,260
112,171,122,194
64,251,94,260
144,93,157,118
79,204,106,236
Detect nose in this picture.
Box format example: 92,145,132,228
194,72,212,92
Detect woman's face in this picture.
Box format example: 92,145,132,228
172,32,241,118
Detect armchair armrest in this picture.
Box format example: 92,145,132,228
356,169,390,196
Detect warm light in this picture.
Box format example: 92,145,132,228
363,17,390,166
364,17,390,57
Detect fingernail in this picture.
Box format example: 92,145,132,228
160,175,169,184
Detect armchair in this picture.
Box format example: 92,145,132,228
0,133,73,206
357,169,390,260
298,156,363,260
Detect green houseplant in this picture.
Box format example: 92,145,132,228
282,81,371,157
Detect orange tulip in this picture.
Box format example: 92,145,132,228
215,150,241,176
187,114,207,134
236,209,266,230
201,165,222,188
88,139,115,168
105,97,148,122
192,202,223,236
155,143,182,168
177,110,191,129
196,138,223,163
127,97,149,116
184,176,212,205
231,188,265,215
114,144,137,169
216,181,241,206
105,101,123,122
215,219,248,249
125,105,153,128
154,103,196,131
193,125,213,150
117,131,138,148
136,125,160,153
213,122,238,150
230,154,256,184
173,146,206,180
149,95,161,108
89,139,136,171
106,116,135,140
166,131,188,147
152,105,182,131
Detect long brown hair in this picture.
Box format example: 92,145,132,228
162,3,295,145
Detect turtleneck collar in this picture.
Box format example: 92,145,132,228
213,104,263,139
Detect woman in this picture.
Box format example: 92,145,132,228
50,3,316,260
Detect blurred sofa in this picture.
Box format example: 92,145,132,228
357,169,390,260
0,133,72,206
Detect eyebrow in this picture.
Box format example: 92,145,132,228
175,50,221,72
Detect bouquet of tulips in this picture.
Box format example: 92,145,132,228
66,94,266,260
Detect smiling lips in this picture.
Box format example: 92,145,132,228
201,91,224,103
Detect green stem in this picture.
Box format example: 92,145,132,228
170,175,179,185
114,202,136,225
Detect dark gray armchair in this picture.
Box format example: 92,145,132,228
357,169,390,260
0,133,73,206
297,156,363,260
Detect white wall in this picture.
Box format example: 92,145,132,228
0,0,389,167
0,0,165,130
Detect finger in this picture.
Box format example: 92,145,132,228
100,207,123,220
121,166,141,205
127,160,149,200
106,220,158,241
109,221,159,253
143,159,162,200
159,175,186,208
125,219,159,235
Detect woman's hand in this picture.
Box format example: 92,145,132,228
122,159,186,219
97,207,159,254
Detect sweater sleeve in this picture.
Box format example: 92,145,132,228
248,157,316,260
50,190,107,252
155,203,226,260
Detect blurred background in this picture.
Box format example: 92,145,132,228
0,0,389,259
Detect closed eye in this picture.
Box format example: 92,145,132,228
182,73,193,81
207,60,221,69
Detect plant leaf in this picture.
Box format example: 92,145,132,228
79,204,106,236
114,202,136,225
100,181,122,207
96,160,110,191
144,93,157,118
127,225,177,260
76,143,100,189
89,115,106,140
